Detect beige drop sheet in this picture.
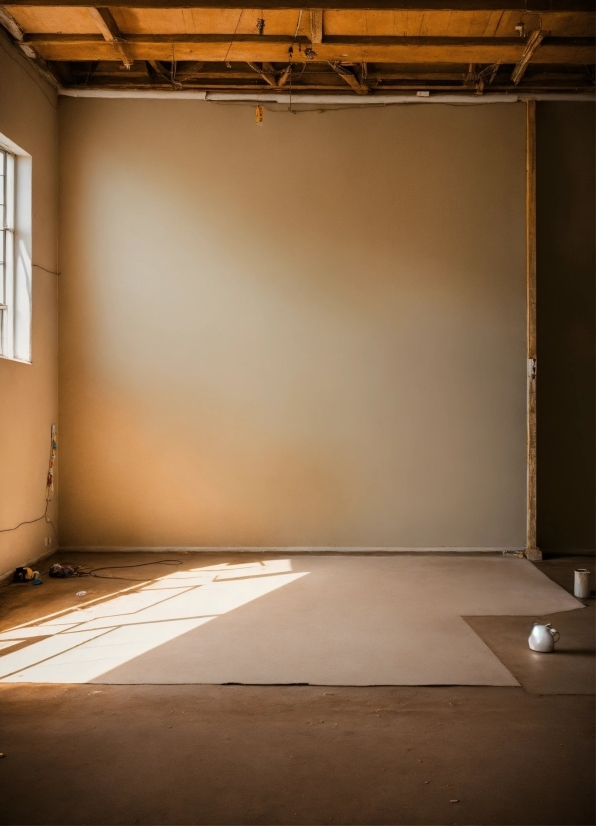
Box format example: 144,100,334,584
0,556,582,686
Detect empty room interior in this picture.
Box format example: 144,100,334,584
0,3,594,825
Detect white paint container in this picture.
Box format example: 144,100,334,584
574,569,592,599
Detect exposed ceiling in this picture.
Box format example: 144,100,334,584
1,3,594,96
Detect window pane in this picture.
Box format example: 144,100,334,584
5,153,14,230
0,149,6,212
0,145,31,362
14,239,30,362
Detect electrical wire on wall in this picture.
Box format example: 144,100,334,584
0,424,58,542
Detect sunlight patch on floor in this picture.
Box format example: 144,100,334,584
0,559,306,683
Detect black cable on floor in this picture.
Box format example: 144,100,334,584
33,559,183,582
84,560,184,581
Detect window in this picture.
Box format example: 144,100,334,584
0,142,32,362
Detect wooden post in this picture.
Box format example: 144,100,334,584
525,100,541,561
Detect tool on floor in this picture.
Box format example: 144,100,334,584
528,622,560,653
12,566,36,582
12,567,42,584
49,563,84,578
574,569,591,599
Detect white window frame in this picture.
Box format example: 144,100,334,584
0,139,32,363
0,147,15,356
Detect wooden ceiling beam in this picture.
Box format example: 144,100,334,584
146,58,183,86
0,5,61,86
277,63,292,85
23,34,595,65
511,28,546,83
330,60,369,92
247,60,278,86
175,60,204,76
87,7,133,67
3,0,595,10
310,10,323,44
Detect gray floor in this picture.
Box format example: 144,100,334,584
0,553,593,825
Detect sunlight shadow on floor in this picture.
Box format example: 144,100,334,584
0,559,307,683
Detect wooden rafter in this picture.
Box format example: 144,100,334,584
20,34,596,65
0,3,593,95
277,64,292,86
87,7,133,67
3,0,595,9
0,5,59,86
175,61,204,77
330,61,369,93
465,62,477,85
511,28,546,84
310,10,323,45
247,60,278,87
146,59,182,86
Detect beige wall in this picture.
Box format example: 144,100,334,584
59,99,526,549
0,32,58,574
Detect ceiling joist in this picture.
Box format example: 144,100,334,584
87,7,133,67
330,60,369,93
247,60,279,86
511,28,546,83
2,0,595,9
0,4,593,95
21,34,594,65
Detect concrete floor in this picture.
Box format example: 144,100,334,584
0,553,593,825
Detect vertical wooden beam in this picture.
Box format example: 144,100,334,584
310,10,323,44
525,99,541,561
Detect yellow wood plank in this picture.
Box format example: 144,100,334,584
467,11,493,36
181,8,194,34
420,11,452,36
406,12,424,37
4,6,96,33
389,11,410,37
111,8,187,34
31,37,595,64
4,7,594,40
543,11,596,36
483,10,504,37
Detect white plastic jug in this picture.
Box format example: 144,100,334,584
528,622,560,653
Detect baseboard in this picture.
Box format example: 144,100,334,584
57,546,523,554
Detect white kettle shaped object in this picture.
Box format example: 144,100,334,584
528,622,560,653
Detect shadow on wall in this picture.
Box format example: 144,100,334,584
537,102,596,554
